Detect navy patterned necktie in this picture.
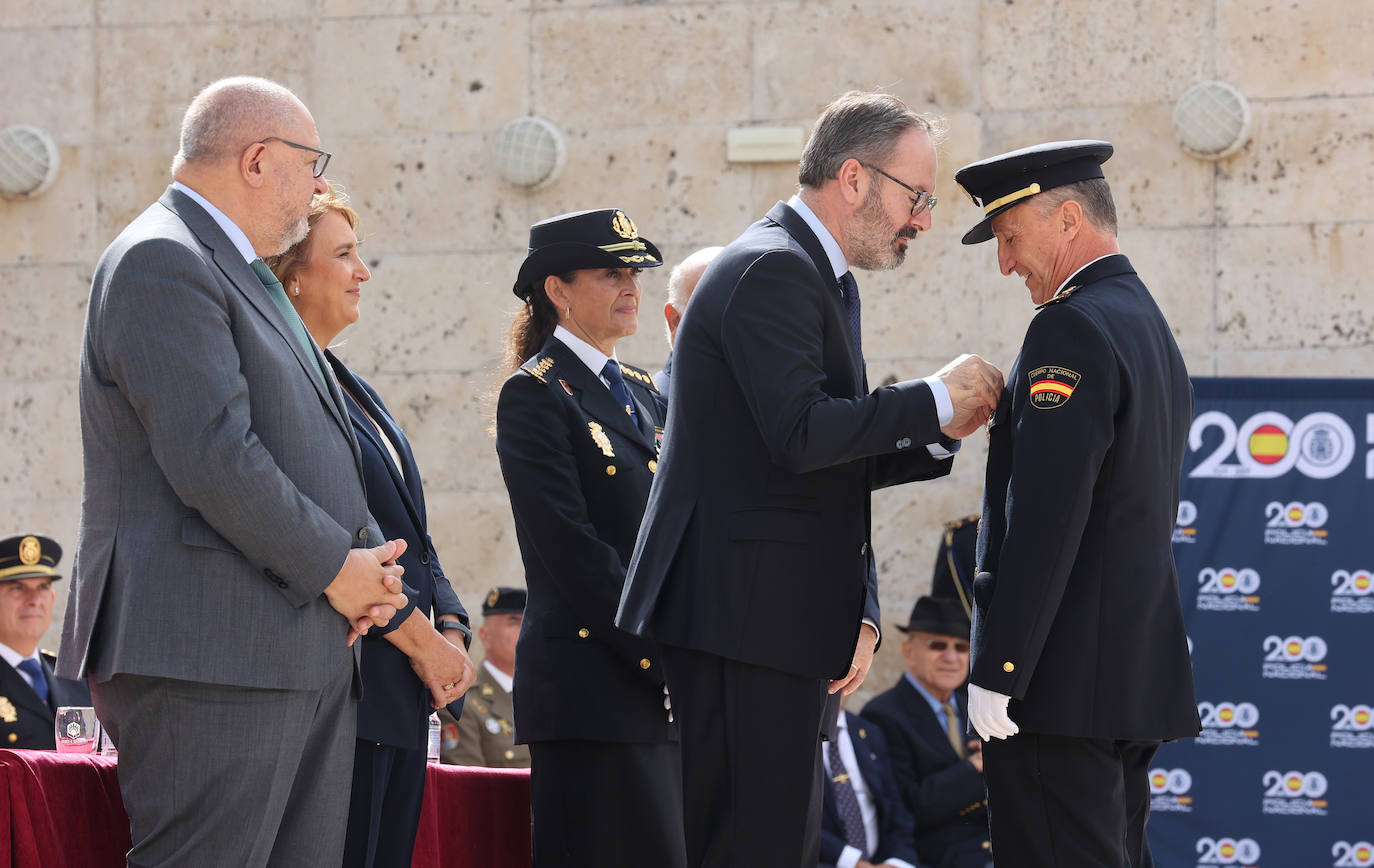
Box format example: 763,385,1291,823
839,271,862,360
249,258,326,382
601,360,639,424
17,657,48,704
826,741,869,855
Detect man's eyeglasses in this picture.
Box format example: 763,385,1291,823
861,162,937,217
258,137,332,178
922,638,970,654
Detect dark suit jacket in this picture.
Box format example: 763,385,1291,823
62,187,375,692
0,652,92,750
618,201,953,681
328,353,469,750
495,336,674,745
973,254,1200,740
862,679,990,868
820,711,922,867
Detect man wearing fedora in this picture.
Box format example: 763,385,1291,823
439,586,530,768
862,596,991,868
954,141,1199,867
0,535,91,750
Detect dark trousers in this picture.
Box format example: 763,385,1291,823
662,644,829,868
983,733,1160,868
91,667,357,868
529,739,686,868
342,739,427,868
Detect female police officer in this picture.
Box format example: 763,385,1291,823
495,209,684,867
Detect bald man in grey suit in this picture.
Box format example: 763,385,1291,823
58,77,415,867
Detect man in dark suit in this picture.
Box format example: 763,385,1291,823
955,141,1200,868
617,90,1004,865
863,596,991,868
0,535,91,750
820,701,923,868
59,77,407,866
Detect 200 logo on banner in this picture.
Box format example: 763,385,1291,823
1331,569,1374,613
1261,634,1327,680
1196,701,1260,746
1188,410,1362,479
1333,841,1374,867
1330,703,1374,749
1194,837,1261,866
1261,770,1328,816
1196,567,1261,612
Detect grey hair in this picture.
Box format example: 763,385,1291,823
797,91,947,189
1031,178,1118,236
666,246,723,311
170,76,305,175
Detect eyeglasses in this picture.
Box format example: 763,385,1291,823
258,137,332,178
861,162,937,216
922,638,970,654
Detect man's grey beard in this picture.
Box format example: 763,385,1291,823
846,188,914,272
267,215,310,258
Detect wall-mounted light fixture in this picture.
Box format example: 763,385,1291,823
1173,81,1252,160
0,125,60,200
493,116,566,189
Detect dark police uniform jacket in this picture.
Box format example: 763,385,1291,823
496,336,674,745
328,352,470,750
0,652,92,750
973,254,1201,740
863,679,991,868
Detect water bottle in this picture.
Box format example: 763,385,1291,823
427,712,442,763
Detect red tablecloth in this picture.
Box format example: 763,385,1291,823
0,750,530,868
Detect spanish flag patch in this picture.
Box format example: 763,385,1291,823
1028,365,1081,409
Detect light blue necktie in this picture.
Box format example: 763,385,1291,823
249,258,326,382
17,658,48,704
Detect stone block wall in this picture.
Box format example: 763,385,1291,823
2,0,1370,701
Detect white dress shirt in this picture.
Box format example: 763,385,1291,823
0,641,44,693
553,325,621,392
822,712,918,868
172,181,257,264
482,658,514,694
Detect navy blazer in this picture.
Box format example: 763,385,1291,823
0,653,91,750
495,337,674,745
862,679,990,868
820,711,922,867
328,353,469,749
618,201,952,680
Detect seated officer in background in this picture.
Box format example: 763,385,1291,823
928,516,979,620
439,587,530,768
0,535,91,749
862,597,991,868
820,696,923,868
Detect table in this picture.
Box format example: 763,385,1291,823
0,750,531,867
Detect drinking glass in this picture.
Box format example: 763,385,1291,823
54,706,101,754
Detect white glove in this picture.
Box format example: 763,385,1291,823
664,684,673,724
967,683,1019,741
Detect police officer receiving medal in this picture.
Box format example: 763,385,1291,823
495,209,684,866
0,535,91,749
955,141,1200,868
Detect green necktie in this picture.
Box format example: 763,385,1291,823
249,258,326,382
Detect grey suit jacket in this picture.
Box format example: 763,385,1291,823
58,186,377,691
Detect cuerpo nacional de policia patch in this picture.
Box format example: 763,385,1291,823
1028,365,1081,409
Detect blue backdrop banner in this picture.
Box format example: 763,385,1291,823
1149,378,1374,868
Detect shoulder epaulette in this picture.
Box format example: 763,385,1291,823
520,353,557,383
1034,284,1081,311
618,362,659,393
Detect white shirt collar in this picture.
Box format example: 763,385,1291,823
171,181,258,264
787,194,849,281
0,642,38,675
482,658,514,694
1054,253,1115,298
553,325,618,382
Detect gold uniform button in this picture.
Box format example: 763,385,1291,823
639,658,651,670
504,750,516,760
577,628,590,639
1003,661,1015,673
982,841,992,850
606,465,616,476
648,460,657,473
6,733,15,744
